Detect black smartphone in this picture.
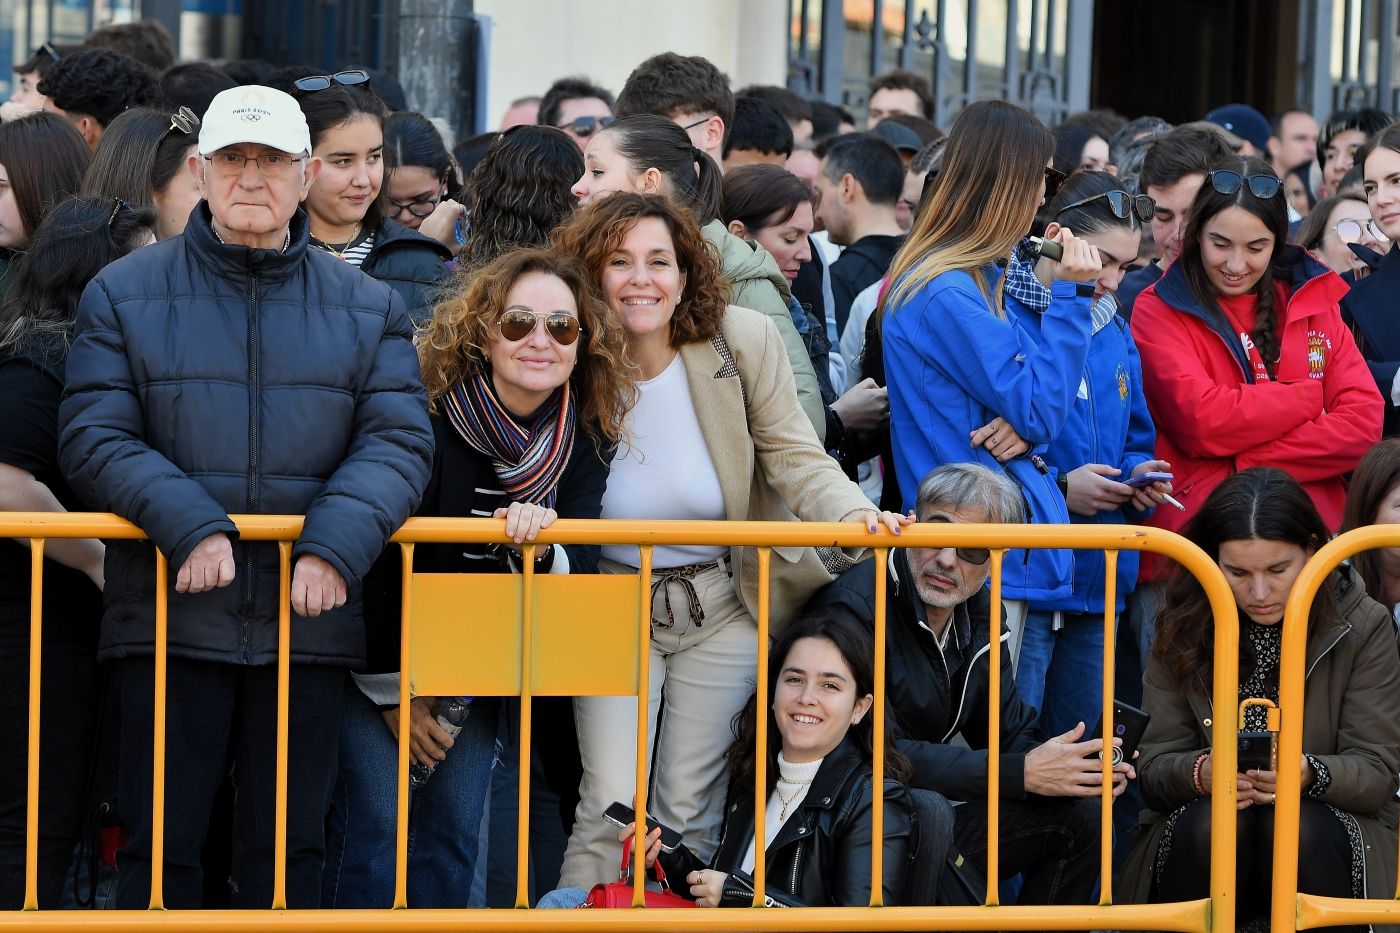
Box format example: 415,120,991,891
1090,699,1151,766
1237,732,1275,771
602,801,683,853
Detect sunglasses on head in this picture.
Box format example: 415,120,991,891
557,115,614,138
166,105,199,138
498,309,583,346
1207,169,1282,199
38,42,61,63
1056,189,1156,224
292,69,370,93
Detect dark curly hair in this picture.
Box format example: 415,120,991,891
1179,155,1289,377
36,48,160,129
457,125,582,271
0,196,154,355
417,248,635,445
551,192,728,347
1152,468,1334,691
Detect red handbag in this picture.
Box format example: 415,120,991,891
582,838,696,909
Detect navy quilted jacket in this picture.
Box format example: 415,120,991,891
58,203,433,667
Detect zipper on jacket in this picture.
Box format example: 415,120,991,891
940,631,1011,744
241,266,261,664
1304,625,1351,680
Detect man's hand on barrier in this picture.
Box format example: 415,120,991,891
1199,753,1256,809
382,696,453,768
175,532,235,594
1024,722,1135,797
291,554,347,617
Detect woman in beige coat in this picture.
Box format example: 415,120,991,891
1122,467,1400,932
550,192,905,890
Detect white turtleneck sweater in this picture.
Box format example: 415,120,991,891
741,752,825,873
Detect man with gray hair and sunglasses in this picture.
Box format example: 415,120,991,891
58,84,433,908
808,462,1131,905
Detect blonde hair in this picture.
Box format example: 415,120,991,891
881,100,1053,320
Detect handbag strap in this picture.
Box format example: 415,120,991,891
618,836,674,890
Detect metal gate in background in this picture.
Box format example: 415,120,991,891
786,0,1095,128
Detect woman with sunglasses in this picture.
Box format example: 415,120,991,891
550,192,905,891
323,248,634,908
1003,169,1171,737
292,78,451,323
1342,124,1400,436
571,113,827,441
383,111,467,252
1296,194,1389,278
1132,156,1381,554
81,106,203,240
880,100,1101,645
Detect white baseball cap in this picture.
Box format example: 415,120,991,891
198,85,311,157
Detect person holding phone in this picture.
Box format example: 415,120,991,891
1004,169,1170,738
1122,468,1400,925
541,614,926,908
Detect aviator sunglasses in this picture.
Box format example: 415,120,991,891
1207,169,1283,199
1056,189,1156,223
557,115,614,139
498,309,583,345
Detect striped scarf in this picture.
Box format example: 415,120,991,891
443,371,576,508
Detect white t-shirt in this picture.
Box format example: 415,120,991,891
600,353,727,568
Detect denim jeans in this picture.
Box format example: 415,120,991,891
321,683,496,908
1015,610,1111,739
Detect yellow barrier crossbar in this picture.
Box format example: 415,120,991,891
4,513,1239,932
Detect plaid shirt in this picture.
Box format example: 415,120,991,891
1007,238,1119,333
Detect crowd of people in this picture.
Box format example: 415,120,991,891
0,18,1398,931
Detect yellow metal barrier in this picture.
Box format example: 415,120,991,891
1275,526,1400,932
0,513,1241,931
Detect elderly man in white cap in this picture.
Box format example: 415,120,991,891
58,85,433,909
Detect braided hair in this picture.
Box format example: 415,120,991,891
1178,155,1289,377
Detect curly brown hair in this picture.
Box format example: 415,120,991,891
417,248,636,445
550,192,728,346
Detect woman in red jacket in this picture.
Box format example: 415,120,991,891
1133,155,1382,580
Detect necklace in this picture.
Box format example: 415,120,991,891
774,777,813,821
314,222,362,262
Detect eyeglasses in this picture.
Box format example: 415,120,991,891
1044,166,1067,202
1334,217,1389,243
1208,169,1282,199
388,192,442,218
166,106,199,139
680,115,712,131
497,309,583,345
292,69,370,93
557,115,614,139
204,150,305,178
1056,189,1156,224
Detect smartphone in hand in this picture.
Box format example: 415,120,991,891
1123,471,1173,489
603,801,683,852
1090,700,1151,766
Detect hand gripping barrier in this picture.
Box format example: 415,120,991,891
0,513,1244,932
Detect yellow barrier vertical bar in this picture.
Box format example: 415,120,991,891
271,541,292,909
394,543,413,910
1272,583,1309,933
516,544,536,909
1211,577,1240,933
150,551,168,910
1099,550,1118,906
753,546,771,907
632,546,653,908
870,547,888,908
22,540,44,911
985,548,1004,906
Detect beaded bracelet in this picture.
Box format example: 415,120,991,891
1191,753,1209,796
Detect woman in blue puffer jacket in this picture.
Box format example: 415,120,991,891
1004,170,1172,736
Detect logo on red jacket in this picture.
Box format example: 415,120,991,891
1307,330,1330,379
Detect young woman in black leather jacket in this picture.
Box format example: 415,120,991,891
642,614,918,907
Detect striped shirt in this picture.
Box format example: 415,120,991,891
312,229,375,267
